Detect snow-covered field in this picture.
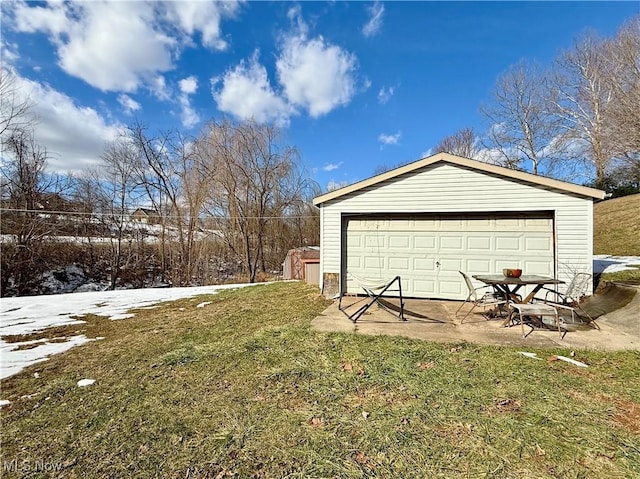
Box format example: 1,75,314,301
0,282,263,381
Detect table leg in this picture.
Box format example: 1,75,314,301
496,285,516,327
522,284,544,304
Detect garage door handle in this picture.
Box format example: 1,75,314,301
436,261,441,267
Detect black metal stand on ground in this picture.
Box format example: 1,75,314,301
339,275,406,323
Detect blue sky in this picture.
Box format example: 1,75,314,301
2,1,638,192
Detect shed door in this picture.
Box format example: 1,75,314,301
343,213,554,300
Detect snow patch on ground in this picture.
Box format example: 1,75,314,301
77,379,96,387
593,255,640,274
1,283,261,336
1,335,97,380
196,301,212,308
0,282,265,380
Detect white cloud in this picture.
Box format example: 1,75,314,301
212,52,292,125
1,40,20,64
179,100,200,129
150,75,171,101
211,8,358,124
179,76,198,95
9,0,240,93
378,131,401,146
286,5,309,37
117,94,141,115
178,76,200,128
421,147,433,158
474,147,507,165
12,1,69,36
276,32,357,118
378,85,395,104
10,74,122,173
163,1,241,50
13,1,174,92
362,2,384,38
323,162,343,172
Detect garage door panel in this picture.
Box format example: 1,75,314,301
365,236,384,248
495,218,521,228
467,259,492,274
345,214,554,299
440,235,464,250
389,235,410,249
347,235,361,248
523,261,553,275
414,235,437,249
414,279,436,295
414,258,436,272
439,258,462,272
364,256,384,269
496,236,521,251
439,280,463,295
347,256,362,269
467,235,491,250
525,237,551,251
389,257,410,270
524,218,553,229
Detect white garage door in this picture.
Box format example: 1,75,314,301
344,213,555,300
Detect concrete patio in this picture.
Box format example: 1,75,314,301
312,284,640,351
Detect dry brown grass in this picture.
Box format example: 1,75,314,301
594,193,640,255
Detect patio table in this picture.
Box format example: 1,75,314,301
472,274,564,327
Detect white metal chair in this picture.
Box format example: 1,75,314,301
508,303,561,338
455,271,507,322
536,272,599,329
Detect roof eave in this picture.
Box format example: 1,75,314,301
313,152,606,205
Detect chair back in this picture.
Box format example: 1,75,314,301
565,273,592,302
459,271,477,300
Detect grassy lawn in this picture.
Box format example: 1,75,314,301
594,193,639,256
600,266,640,285
2,282,639,478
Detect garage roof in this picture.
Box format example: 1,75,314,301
313,152,606,205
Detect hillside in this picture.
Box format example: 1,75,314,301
594,193,640,255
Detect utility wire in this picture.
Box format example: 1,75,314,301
0,207,318,220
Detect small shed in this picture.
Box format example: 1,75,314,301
283,247,320,283
313,153,605,299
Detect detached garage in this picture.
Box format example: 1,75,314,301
313,153,605,300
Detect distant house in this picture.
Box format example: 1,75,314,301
131,208,161,225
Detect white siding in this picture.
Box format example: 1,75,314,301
320,163,594,296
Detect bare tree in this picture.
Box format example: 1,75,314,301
0,68,34,141
71,175,102,274
481,60,561,174
549,33,616,187
200,119,312,283
0,130,61,295
372,159,412,176
94,138,143,289
602,16,640,159
433,128,480,159
129,123,211,286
